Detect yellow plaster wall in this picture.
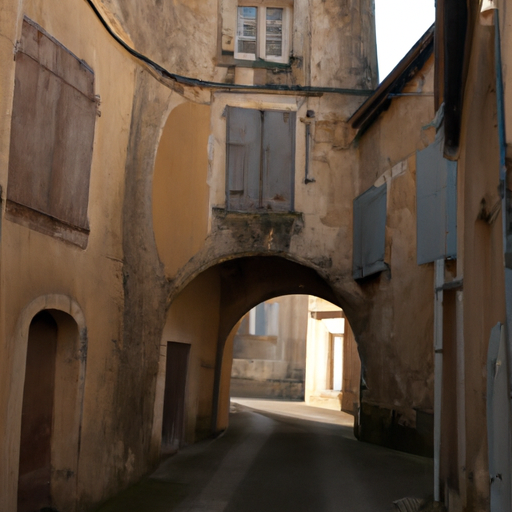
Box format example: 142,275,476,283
160,266,221,443
0,0,137,509
153,102,211,278
454,20,506,509
217,321,239,431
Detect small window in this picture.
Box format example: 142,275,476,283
235,5,290,63
248,302,279,336
353,184,388,279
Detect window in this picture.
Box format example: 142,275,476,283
235,5,291,63
226,106,295,211
6,18,96,248
353,184,388,279
248,302,279,336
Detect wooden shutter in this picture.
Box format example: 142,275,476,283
262,110,295,211
7,18,95,235
353,184,388,279
226,107,261,210
416,134,457,265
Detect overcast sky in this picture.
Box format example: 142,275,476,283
375,0,435,82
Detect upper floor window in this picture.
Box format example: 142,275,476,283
235,5,291,64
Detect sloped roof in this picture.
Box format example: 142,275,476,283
349,24,435,134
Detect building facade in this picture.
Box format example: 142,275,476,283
1,0,511,511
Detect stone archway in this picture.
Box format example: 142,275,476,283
152,255,360,452
6,295,87,512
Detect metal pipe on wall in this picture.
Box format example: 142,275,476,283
455,290,467,506
433,258,444,503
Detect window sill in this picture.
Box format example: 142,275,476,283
5,200,89,249
218,54,292,71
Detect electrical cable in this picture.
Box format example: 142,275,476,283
84,0,374,96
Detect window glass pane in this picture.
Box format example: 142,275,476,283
237,7,257,55
266,8,283,56
239,40,257,54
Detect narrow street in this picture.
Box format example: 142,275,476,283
97,400,433,512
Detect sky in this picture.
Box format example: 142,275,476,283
375,0,436,82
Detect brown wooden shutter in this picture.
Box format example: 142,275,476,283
7,18,96,239
262,110,295,211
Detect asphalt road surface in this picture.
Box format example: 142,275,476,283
97,399,433,512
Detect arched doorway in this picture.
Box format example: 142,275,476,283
17,308,85,512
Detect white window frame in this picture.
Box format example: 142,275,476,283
235,4,291,64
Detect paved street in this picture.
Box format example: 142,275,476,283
97,400,433,512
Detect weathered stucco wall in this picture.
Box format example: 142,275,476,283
97,0,222,81
96,0,377,89
0,0,138,510
353,56,436,455
449,19,505,511
159,267,221,443
309,0,377,89
153,102,211,277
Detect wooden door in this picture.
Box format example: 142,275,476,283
162,342,190,453
18,311,58,512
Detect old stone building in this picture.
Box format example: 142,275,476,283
0,0,511,511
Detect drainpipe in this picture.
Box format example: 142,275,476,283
434,258,444,503
456,289,467,506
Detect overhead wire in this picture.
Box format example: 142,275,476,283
84,0,374,96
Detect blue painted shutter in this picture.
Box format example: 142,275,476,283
262,110,295,211
416,135,457,264
353,184,387,279
226,107,261,210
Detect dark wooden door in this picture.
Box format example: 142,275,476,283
161,342,190,453
18,311,58,512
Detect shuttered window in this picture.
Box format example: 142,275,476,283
235,6,290,63
6,18,96,248
226,106,295,212
353,184,388,279
416,135,457,264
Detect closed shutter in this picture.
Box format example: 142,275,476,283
262,110,295,211
416,134,457,265
7,18,96,232
353,184,388,279
226,107,261,211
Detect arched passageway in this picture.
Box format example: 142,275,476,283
229,294,361,419
155,255,361,453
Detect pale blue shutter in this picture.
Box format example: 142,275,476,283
262,110,295,211
416,135,457,264
353,184,388,279
226,107,261,210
